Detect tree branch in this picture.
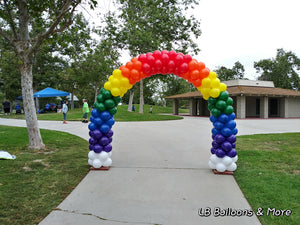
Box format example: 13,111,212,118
4,0,18,39
0,27,14,46
31,0,81,55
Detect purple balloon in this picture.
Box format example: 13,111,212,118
227,135,236,143
232,143,236,148
89,137,97,145
93,129,102,139
212,140,220,148
105,129,114,138
93,144,103,153
213,121,224,130
214,134,225,144
89,130,94,138
227,149,237,157
216,148,226,158
99,136,110,146
108,137,112,144
89,144,94,150
211,147,216,154
221,141,232,152
104,144,112,152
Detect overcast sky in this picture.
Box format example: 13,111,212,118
86,0,300,80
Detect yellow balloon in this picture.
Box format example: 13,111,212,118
111,78,121,88
219,83,227,91
113,69,123,79
203,93,210,100
201,87,211,96
104,81,112,90
209,71,217,80
108,75,114,82
201,77,211,88
211,78,220,89
111,87,121,97
120,77,129,87
210,88,220,98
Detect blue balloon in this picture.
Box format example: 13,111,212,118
91,108,100,117
212,128,220,135
94,117,103,127
221,127,232,137
210,115,217,123
214,121,224,130
90,116,95,123
88,122,97,131
106,118,115,127
100,111,111,121
232,128,238,135
226,120,236,129
229,112,236,120
218,113,229,123
100,124,110,133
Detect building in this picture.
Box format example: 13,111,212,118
165,80,300,119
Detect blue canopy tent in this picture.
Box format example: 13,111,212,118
16,87,70,99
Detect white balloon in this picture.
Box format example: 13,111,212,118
88,159,93,166
88,151,95,160
216,163,226,172
222,156,233,166
108,151,112,158
227,162,237,171
232,155,238,163
99,151,109,161
92,159,102,168
103,158,112,167
208,160,216,169
210,154,222,164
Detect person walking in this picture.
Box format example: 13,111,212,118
62,101,68,124
2,99,10,115
82,99,89,123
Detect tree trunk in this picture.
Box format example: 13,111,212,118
20,62,45,149
71,90,74,110
127,90,134,112
139,79,144,113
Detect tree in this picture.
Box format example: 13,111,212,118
0,0,97,149
254,49,300,90
214,61,245,81
109,0,201,113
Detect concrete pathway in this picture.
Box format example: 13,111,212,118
1,117,300,225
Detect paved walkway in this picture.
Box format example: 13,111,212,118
1,117,300,225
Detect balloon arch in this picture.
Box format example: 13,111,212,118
88,50,238,173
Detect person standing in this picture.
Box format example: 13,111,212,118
62,101,68,124
82,99,89,123
149,106,153,114
2,99,10,115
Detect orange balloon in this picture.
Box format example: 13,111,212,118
190,69,200,81
181,72,190,80
120,66,130,78
133,60,142,71
131,57,138,62
140,71,147,79
200,68,210,79
193,79,202,87
196,62,205,71
188,59,198,71
130,69,140,81
126,61,134,70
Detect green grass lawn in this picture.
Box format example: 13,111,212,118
0,104,188,121
234,133,300,225
0,126,90,225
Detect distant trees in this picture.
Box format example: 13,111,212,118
254,49,300,90
214,61,245,81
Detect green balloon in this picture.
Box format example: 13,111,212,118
103,89,112,99
226,97,233,106
208,103,214,111
96,94,104,103
100,88,106,94
218,91,229,101
95,102,106,112
113,96,122,105
216,100,227,110
104,99,115,109
108,107,117,115
224,105,234,115
208,97,217,105
211,108,221,117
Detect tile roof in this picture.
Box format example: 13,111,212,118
165,86,300,99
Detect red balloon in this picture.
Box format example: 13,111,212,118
161,66,168,75
161,53,170,65
140,71,147,79
146,54,155,66
168,50,177,60
153,50,162,60
161,50,169,55
167,60,175,72
179,63,189,74
138,54,147,63
142,63,151,74
154,59,163,71
183,54,193,63
175,54,184,66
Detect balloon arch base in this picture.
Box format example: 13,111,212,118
90,166,110,171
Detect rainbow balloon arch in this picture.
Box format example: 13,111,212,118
88,50,238,174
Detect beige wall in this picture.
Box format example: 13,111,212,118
287,98,300,117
